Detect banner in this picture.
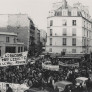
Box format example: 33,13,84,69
0,82,29,92
59,62,79,67
42,63,59,71
0,51,28,66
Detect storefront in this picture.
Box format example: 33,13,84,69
0,32,24,56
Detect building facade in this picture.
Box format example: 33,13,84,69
0,14,35,51
40,30,47,47
35,27,40,46
34,27,40,53
46,0,92,54
0,32,24,56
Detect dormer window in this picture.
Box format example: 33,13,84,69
62,9,68,16
72,9,78,16
50,20,53,26
6,37,10,43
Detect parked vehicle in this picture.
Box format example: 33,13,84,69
54,81,75,92
75,77,88,89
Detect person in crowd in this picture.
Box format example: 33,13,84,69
54,86,59,92
6,84,13,92
86,77,91,92
41,77,46,90
64,86,71,92
0,55,91,92
77,83,83,92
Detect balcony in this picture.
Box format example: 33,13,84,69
63,44,66,46
50,34,52,36
63,34,67,36
50,44,52,46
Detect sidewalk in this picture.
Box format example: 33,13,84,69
25,88,49,92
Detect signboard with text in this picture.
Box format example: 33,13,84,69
42,62,59,71
0,82,29,92
59,62,79,67
0,52,28,66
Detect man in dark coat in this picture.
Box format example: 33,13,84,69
77,83,83,92
6,84,13,92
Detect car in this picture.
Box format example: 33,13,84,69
54,81,74,92
75,77,88,89
24,88,45,92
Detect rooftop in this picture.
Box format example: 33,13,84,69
0,32,17,36
49,0,92,21
76,77,88,81
55,81,72,85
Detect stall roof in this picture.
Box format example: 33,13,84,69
58,57,81,59
58,54,85,59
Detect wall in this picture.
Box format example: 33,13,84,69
0,14,30,50
40,30,47,46
46,16,85,54
0,34,24,56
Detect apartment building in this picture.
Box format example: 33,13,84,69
0,14,35,51
46,0,92,54
0,32,24,56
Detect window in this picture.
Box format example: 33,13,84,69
87,23,88,29
72,10,77,16
6,37,10,42
72,49,76,53
63,49,66,52
84,39,86,46
21,47,23,52
62,19,67,26
84,21,85,27
5,47,16,53
55,11,62,16
72,38,76,46
50,29,52,36
72,28,76,36
63,11,66,16
0,49,1,56
69,12,71,16
89,24,91,29
62,10,68,16
18,47,20,53
50,20,53,26
14,38,16,43
50,38,52,46
49,48,52,52
72,20,76,26
63,38,67,46
87,31,89,37
84,29,85,36
63,28,67,36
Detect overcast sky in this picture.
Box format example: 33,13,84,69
0,0,92,31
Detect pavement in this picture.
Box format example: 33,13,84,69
25,87,92,92
24,87,53,92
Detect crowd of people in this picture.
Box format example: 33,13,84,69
0,55,92,92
